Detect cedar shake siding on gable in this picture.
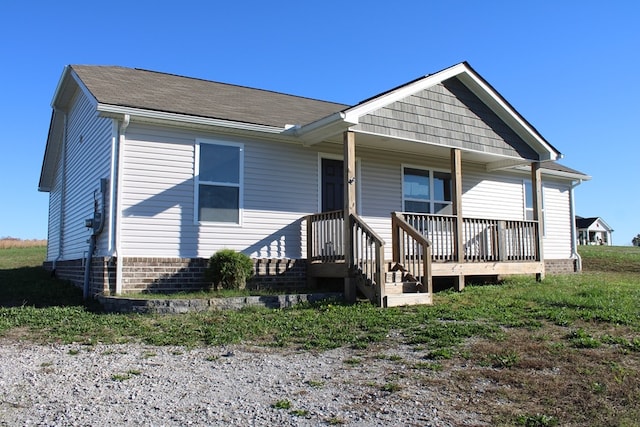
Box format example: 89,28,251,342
356,78,538,159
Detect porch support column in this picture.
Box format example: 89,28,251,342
343,130,357,302
531,162,545,281
451,148,465,291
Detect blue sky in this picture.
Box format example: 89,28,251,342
1,0,638,244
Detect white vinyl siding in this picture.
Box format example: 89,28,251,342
459,168,526,220
119,124,319,259
201,136,318,258
119,128,196,258
116,124,573,262
541,181,572,259
46,173,62,261
47,90,114,261
524,179,545,236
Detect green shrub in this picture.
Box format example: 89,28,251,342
205,250,254,290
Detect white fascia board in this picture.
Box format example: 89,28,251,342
291,64,474,146
595,218,614,232
52,68,99,111
96,104,285,135
288,112,355,146
50,65,71,108
343,62,560,162
455,71,561,161
513,165,591,181
342,63,468,123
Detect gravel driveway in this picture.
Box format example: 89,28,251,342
0,341,488,426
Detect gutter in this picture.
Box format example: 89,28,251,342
97,104,284,135
569,179,583,272
286,111,355,146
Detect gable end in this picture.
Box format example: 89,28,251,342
355,77,538,159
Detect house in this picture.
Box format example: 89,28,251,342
576,216,613,245
38,62,590,307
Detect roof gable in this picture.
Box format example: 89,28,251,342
354,78,539,159
297,62,561,162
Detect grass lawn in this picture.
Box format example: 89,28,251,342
1,244,639,425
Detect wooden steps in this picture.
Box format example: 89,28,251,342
382,264,432,307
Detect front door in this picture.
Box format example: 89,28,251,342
321,158,343,212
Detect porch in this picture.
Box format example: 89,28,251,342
304,125,546,307
306,210,543,307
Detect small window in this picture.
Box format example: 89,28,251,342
403,167,452,214
196,141,243,223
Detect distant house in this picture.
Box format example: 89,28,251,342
38,62,590,307
576,216,613,245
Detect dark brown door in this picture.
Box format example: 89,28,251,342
321,158,343,212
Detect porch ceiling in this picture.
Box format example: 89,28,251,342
325,130,530,167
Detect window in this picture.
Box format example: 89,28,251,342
524,180,544,234
402,167,452,214
196,140,243,223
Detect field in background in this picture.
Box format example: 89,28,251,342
1,243,639,425
0,237,48,249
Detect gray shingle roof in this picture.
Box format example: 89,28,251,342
71,65,348,128
68,65,588,178
575,216,598,228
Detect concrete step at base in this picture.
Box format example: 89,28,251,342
385,293,433,307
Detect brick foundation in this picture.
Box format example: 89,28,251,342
544,258,578,274
43,257,117,296
44,257,308,297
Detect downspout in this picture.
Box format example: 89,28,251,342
83,178,107,299
569,179,583,272
108,121,119,255
54,111,68,272
114,114,130,295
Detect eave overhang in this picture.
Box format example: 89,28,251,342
514,164,591,181
38,109,64,192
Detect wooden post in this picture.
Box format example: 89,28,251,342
343,131,357,302
451,148,465,291
531,162,545,281
306,215,317,289
376,242,386,307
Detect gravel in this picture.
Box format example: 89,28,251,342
0,340,488,426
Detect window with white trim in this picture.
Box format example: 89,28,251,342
524,180,544,234
402,167,452,214
196,140,243,223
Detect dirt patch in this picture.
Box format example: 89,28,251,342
448,324,640,425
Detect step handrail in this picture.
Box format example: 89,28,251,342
391,212,432,295
350,213,385,306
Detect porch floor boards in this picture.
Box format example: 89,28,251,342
309,260,544,279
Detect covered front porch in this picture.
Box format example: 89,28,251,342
291,65,556,307
305,130,546,308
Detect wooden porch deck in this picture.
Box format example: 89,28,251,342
306,211,543,307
